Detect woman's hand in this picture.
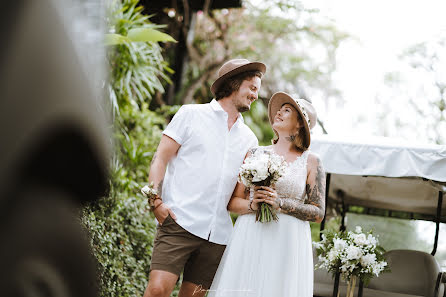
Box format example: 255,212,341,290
253,186,280,210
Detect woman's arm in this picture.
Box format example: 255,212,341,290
280,153,326,223
227,148,265,215
227,182,252,215
262,152,326,223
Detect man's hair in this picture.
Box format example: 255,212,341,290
215,70,263,100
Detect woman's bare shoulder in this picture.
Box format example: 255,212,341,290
307,151,323,170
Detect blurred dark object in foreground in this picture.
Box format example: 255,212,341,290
0,0,110,296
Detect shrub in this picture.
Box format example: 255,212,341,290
80,0,177,295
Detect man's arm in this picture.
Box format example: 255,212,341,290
279,153,326,223
148,135,181,221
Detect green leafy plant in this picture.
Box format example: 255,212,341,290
105,0,174,116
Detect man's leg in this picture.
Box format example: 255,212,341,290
179,241,226,297
178,281,206,297
143,270,178,297
147,215,203,297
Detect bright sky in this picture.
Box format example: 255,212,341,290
300,0,446,141
300,0,446,266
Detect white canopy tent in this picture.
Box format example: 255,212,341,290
310,135,446,219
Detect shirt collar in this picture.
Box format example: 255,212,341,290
210,99,224,112
210,99,245,123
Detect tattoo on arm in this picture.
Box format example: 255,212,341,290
280,157,326,222
157,179,163,198
244,186,250,199
150,152,158,166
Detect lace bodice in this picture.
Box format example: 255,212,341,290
250,147,309,205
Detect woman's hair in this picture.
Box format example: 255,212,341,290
272,111,308,151
215,70,263,100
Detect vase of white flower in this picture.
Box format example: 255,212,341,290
313,226,389,296
238,149,287,222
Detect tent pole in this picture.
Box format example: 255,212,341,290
332,268,340,297
338,190,346,232
432,191,443,256
320,173,331,240
358,278,364,297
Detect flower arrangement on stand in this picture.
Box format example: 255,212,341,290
238,149,287,222
313,226,389,297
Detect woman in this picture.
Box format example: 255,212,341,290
208,92,326,297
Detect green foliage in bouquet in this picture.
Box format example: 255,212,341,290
257,202,278,222
313,226,389,286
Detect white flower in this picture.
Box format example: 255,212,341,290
239,175,249,187
255,153,269,174
367,234,377,246
340,263,349,273
328,249,339,262
360,253,376,267
371,261,387,276
353,233,367,246
314,228,387,281
313,241,323,249
141,184,157,197
321,234,327,242
345,245,362,260
238,151,286,186
333,238,348,252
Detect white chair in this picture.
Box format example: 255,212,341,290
360,250,444,297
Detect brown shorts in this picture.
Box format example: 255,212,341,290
150,214,226,289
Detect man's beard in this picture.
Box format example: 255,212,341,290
237,105,250,113
235,99,250,113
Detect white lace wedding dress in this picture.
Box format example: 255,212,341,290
208,148,313,297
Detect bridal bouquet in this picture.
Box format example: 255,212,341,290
238,149,287,222
313,226,389,297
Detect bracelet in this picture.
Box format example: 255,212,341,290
278,198,283,210
150,197,163,211
248,200,255,212
147,193,161,207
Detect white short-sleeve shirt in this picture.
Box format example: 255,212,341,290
162,99,258,245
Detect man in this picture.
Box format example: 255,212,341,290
143,59,266,297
